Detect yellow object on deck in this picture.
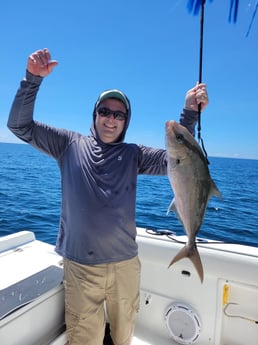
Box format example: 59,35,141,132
223,284,229,306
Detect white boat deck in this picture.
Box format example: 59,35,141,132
1,229,258,345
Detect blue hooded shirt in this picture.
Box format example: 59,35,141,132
7,71,197,265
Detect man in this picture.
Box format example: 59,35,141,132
7,48,208,345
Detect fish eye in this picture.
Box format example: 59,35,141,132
176,159,180,164
176,134,184,143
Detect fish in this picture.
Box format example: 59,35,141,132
165,120,221,282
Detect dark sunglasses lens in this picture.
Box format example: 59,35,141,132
98,108,109,117
114,112,127,120
97,108,127,121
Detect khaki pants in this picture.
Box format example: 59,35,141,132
63,256,141,345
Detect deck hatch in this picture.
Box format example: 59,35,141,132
164,302,201,344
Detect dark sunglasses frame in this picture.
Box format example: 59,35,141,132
97,107,127,121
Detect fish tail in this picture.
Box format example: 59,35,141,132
168,245,188,268
189,246,204,283
168,245,204,283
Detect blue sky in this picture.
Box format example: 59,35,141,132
0,0,257,159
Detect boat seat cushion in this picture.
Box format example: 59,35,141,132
0,265,63,320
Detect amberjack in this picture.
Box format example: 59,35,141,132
166,120,221,282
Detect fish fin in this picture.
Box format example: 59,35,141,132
166,198,176,216
168,245,204,283
210,179,222,199
166,199,184,224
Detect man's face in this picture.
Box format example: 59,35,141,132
95,98,127,143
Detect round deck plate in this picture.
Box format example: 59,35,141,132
164,302,201,344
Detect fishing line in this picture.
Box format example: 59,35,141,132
197,0,204,141
145,229,226,245
167,234,225,245
197,0,210,164
246,1,258,37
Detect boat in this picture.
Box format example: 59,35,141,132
0,228,257,345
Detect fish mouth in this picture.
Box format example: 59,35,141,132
166,120,183,142
166,120,177,134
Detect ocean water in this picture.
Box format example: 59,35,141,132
0,142,257,247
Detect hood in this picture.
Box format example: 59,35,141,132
91,89,131,144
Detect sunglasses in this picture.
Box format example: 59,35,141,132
97,107,127,121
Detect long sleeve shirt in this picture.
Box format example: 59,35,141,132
7,71,198,265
